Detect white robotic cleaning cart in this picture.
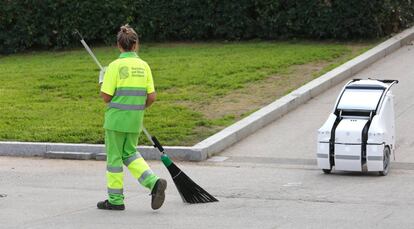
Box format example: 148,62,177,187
317,79,398,175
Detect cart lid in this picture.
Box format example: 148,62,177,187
337,80,386,111
347,80,388,89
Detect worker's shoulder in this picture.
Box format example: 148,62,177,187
107,59,122,68
137,58,151,69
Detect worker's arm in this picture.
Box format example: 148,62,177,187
100,63,116,103
100,91,113,103
146,92,156,108
145,63,156,108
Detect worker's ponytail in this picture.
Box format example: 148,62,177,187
117,24,139,51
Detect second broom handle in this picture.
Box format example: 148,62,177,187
142,126,165,153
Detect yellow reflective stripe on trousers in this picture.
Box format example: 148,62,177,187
127,157,153,183
106,171,124,191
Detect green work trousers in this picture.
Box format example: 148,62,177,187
105,129,159,205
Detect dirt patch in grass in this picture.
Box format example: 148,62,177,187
196,62,323,120
189,44,370,120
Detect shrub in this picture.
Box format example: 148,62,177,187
1,0,414,54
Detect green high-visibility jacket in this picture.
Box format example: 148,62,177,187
101,52,155,133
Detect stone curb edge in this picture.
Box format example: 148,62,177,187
1,27,414,162
0,142,201,161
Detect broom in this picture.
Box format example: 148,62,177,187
75,30,218,204
142,127,218,204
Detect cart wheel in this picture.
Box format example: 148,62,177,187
379,147,390,176
322,168,332,174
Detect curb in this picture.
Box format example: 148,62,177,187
0,141,202,161
1,27,414,161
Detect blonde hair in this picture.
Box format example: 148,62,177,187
117,24,138,51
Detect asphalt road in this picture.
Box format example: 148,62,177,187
1,45,414,229
1,156,414,229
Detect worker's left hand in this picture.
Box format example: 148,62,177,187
99,67,107,84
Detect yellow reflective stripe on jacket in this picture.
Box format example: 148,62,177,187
115,89,147,96
108,103,145,110
110,87,147,110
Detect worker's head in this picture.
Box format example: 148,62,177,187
117,24,139,52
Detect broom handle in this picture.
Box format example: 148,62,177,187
75,29,104,70
142,126,165,154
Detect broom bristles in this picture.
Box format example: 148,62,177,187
166,162,218,204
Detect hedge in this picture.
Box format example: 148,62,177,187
1,0,414,54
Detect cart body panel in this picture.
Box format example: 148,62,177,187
316,79,397,173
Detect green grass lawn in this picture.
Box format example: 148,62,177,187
0,41,372,145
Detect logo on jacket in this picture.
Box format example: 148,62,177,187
119,66,129,79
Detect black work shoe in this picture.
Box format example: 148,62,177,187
151,178,167,210
97,200,125,210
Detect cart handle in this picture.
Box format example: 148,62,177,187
375,80,398,115
352,78,399,84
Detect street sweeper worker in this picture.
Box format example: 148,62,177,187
97,24,167,211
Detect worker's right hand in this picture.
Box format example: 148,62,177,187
99,67,107,84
